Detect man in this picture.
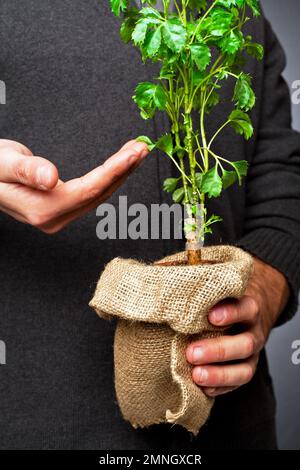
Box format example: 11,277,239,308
0,0,299,449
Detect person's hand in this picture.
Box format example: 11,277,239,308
0,139,148,233
186,256,290,397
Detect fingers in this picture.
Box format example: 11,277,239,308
186,295,263,397
0,140,148,233
35,167,132,234
0,147,59,190
208,295,259,327
186,331,258,365
191,355,258,389
0,139,33,156
54,140,148,213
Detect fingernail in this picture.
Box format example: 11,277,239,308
205,388,216,396
210,306,226,324
195,367,208,384
193,347,204,363
36,166,51,188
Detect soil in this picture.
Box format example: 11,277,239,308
155,259,219,267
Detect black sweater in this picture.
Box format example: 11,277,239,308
0,0,299,449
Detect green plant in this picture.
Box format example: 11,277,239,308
108,0,263,262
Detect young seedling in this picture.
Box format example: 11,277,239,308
109,0,263,264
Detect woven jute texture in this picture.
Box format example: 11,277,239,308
89,246,253,434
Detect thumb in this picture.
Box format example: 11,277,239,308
0,148,59,190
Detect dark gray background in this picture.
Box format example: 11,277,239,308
262,0,300,450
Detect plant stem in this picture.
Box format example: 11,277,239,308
168,77,189,202
200,90,209,172
183,69,198,203
190,0,219,43
208,119,230,148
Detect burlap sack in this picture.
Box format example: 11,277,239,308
89,245,253,435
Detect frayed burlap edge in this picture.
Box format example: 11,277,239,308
89,246,253,435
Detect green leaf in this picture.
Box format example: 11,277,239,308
163,178,179,193
162,18,187,53
205,214,223,226
190,44,211,71
246,0,260,17
192,69,205,86
133,82,167,119
233,73,256,111
172,187,185,203
195,172,203,190
222,169,238,189
136,135,156,151
156,134,173,155
245,40,264,60
202,166,223,198
219,30,243,54
207,8,233,37
132,20,148,45
229,109,254,140
119,9,138,43
217,0,246,8
231,160,248,183
187,0,208,10
144,26,162,57
139,7,162,20
110,0,128,17
159,65,175,80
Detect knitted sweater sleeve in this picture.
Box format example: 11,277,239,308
237,18,300,326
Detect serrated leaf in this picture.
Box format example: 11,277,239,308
208,8,233,37
233,73,256,111
206,214,223,226
245,41,264,60
159,65,175,80
172,187,185,203
231,160,248,183
229,109,254,140
163,178,179,193
133,82,167,119
222,170,238,189
132,19,148,45
219,30,242,54
246,0,260,17
217,0,246,7
119,9,138,43
110,0,128,17
162,18,187,53
136,135,155,151
156,134,173,155
202,166,223,198
144,26,162,56
139,7,162,20
190,44,211,71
